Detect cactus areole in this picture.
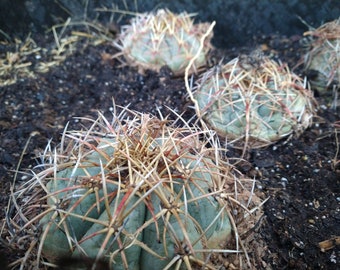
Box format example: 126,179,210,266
194,56,316,149
115,9,213,75
37,115,232,269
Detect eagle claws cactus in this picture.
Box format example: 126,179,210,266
114,9,213,75
8,108,262,269
192,54,316,149
303,18,340,95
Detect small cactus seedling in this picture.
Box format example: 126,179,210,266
303,18,340,95
7,106,262,269
191,53,316,149
114,9,214,75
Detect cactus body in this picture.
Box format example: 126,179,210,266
10,111,253,270
40,145,231,269
193,55,316,148
39,141,118,261
303,18,340,94
115,9,213,75
72,195,145,270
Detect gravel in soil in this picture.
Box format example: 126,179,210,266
0,31,339,269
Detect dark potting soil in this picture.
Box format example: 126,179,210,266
0,30,339,269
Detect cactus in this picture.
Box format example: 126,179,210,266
114,9,214,75
303,18,340,94
8,107,262,269
192,53,316,149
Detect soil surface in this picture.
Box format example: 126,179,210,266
0,27,339,270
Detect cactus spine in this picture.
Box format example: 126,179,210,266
114,9,213,75
303,18,340,95
8,108,261,269
192,54,316,149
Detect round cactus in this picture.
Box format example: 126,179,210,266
303,18,340,94
8,108,261,269
192,53,316,149
114,9,214,75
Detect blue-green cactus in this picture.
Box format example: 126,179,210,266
303,19,340,95
115,9,213,75
12,111,245,270
193,55,316,149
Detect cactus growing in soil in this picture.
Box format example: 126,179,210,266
191,53,316,149
303,18,340,94
114,9,214,75
7,107,261,269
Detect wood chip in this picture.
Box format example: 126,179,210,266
318,236,340,252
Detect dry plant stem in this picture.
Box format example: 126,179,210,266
4,132,39,240
332,122,340,169
0,36,37,86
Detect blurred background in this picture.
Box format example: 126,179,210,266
0,0,339,48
